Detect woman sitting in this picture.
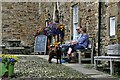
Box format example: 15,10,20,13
67,27,89,63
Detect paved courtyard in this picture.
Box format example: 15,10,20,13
1,55,119,80
13,56,87,79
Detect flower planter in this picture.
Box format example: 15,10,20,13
8,63,14,77
0,63,8,77
1,54,19,77
0,63,15,77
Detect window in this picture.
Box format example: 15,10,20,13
110,17,115,36
73,5,78,40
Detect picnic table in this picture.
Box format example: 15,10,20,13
94,56,120,75
5,39,24,54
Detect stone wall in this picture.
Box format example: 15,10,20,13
107,2,118,45
100,2,108,55
79,2,98,38
2,2,40,45
59,2,71,40
117,2,120,44
1,2,120,55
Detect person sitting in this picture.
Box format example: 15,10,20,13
60,26,82,57
70,26,82,45
67,27,89,63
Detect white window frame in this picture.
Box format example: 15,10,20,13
110,17,115,37
73,5,78,40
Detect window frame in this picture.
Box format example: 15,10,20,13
109,16,116,37
72,5,79,40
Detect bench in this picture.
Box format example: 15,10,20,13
76,37,95,64
94,56,120,75
94,44,120,75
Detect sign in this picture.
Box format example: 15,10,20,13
34,35,47,54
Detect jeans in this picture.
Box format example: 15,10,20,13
70,44,84,52
60,44,70,56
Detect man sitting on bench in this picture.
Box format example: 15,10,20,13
60,26,82,57
67,27,89,63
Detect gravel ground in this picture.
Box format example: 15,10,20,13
12,56,88,79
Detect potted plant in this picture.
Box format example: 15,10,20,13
1,54,19,77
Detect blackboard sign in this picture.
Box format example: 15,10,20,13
34,35,47,53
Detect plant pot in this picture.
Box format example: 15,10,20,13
8,63,14,77
0,63,8,77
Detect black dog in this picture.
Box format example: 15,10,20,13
48,46,62,64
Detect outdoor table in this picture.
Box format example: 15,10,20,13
5,39,25,54
94,56,120,75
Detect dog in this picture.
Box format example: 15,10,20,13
48,45,62,64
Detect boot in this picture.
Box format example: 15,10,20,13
67,54,71,62
68,57,76,63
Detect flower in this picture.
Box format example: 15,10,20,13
54,42,61,48
46,22,65,36
2,54,19,65
58,24,64,32
39,27,44,35
34,22,65,39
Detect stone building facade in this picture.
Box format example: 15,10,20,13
1,2,120,55
2,2,40,45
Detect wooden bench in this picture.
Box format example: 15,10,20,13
76,37,95,64
94,44,120,75
94,56,120,75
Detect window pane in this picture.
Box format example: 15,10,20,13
73,6,78,23
110,17,115,36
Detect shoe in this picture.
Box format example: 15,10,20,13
66,59,70,62
49,61,52,63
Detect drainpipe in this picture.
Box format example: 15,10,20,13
98,1,101,56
